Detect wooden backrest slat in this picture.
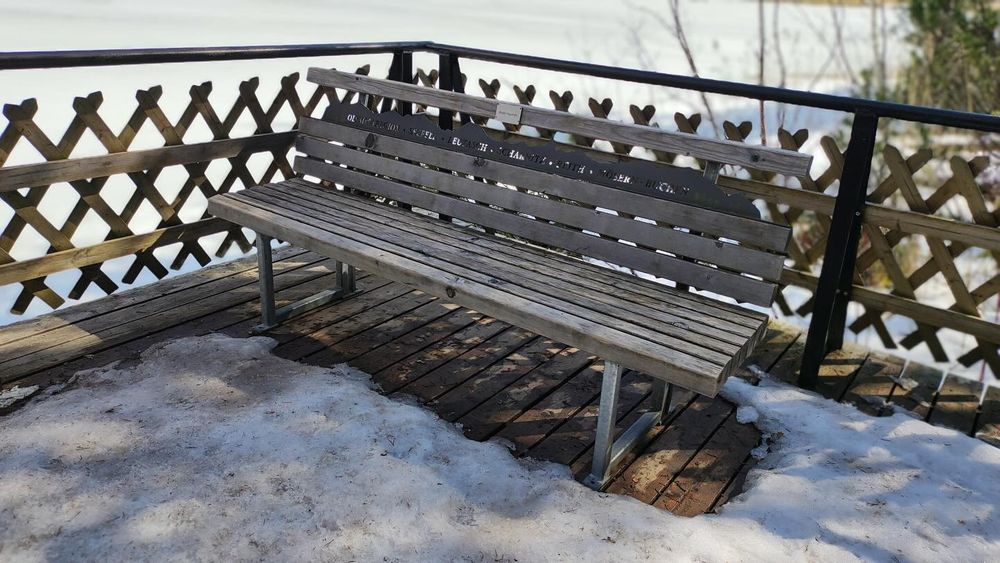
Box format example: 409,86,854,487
289,70,795,307
306,67,813,177
294,154,779,306
298,117,790,252
295,133,784,282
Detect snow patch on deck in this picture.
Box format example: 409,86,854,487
1,334,997,561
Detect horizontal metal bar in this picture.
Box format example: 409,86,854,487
584,410,662,490
0,41,430,70
608,410,661,470
3,40,996,133
251,287,356,334
428,43,1000,133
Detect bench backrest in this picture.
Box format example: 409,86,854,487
294,68,806,307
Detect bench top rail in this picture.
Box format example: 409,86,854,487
306,67,814,177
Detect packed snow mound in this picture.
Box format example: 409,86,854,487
1,334,998,561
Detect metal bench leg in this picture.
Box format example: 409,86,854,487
250,233,359,335
256,233,277,330
584,361,675,491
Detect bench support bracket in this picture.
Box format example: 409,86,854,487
584,361,673,491
251,233,357,334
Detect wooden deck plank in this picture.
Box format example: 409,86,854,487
653,412,760,516
568,391,666,480
0,250,328,380
371,318,512,394
976,386,1000,447
606,396,732,503
1,254,337,387
272,291,437,361
494,360,603,455
890,362,943,420
393,327,538,401
602,318,790,504
300,300,462,364
431,338,568,423
3,245,993,520
455,347,596,441
928,374,982,436
528,370,653,467
3,256,360,391
0,247,306,347
842,352,904,416
348,309,486,375
710,454,756,513
219,279,403,344
765,330,807,385
814,345,869,401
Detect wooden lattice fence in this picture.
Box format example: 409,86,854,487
0,65,373,314
0,61,997,379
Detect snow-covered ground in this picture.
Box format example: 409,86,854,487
1,333,998,561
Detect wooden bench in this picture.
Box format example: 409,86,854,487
207,68,810,489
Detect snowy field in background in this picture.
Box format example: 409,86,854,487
0,333,998,561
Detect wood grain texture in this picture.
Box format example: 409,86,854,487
276,181,763,343
0,217,231,286
306,68,813,177
299,119,791,252
208,187,768,395
295,132,786,280
234,186,747,366
0,133,295,193
295,157,778,306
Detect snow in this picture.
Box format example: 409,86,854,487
736,405,759,425
0,386,39,410
2,333,999,561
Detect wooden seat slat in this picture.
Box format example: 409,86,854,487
306,68,814,177
262,181,757,348
238,186,742,363
280,178,766,338
210,192,753,395
298,118,791,252
295,157,778,306
295,134,784,281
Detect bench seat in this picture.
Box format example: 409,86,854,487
209,177,769,397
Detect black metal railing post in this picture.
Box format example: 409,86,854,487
798,110,880,389
438,53,455,129
448,53,471,125
383,50,413,115
437,52,469,127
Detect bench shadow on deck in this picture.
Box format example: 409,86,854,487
2,250,996,517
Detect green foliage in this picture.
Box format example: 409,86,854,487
899,0,1000,114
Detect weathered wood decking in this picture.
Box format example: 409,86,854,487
1,249,995,516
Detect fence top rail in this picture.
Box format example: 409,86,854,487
1,41,998,133
0,41,430,70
